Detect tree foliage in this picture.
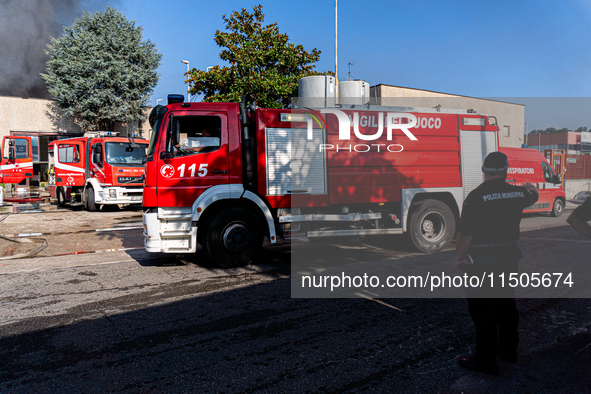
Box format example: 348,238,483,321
530,127,589,134
41,7,162,131
186,5,331,108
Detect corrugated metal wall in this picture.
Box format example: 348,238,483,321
460,130,498,199
265,127,327,196
565,154,591,179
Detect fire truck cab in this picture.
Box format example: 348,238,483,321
49,132,148,211
0,136,33,185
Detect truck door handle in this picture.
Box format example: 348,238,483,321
211,169,227,174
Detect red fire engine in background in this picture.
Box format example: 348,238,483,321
500,147,566,216
49,132,149,211
1,136,33,185
143,89,509,268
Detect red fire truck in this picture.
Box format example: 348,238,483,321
1,136,33,184
49,132,149,211
143,93,503,267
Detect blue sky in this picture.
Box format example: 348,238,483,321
95,1,591,129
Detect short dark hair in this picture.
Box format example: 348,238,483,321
482,167,508,178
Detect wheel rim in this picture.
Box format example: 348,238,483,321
223,223,250,253
555,201,563,214
420,211,446,242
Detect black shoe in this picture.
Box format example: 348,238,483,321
497,347,517,363
458,357,499,375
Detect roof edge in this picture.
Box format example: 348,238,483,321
371,84,525,107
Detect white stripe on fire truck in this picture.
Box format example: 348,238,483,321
93,163,105,177
0,162,34,171
55,162,85,173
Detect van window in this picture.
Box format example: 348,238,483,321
542,162,555,182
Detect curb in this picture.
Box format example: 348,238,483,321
0,225,142,239
51,247,143,258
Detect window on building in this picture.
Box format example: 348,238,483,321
31,136,39,162
502,126,510,137
568,144,580,151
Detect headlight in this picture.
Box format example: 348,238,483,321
109,189,116,199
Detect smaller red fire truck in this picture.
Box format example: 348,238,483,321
49,132,149,211
500,147,566,216
1,136,33,185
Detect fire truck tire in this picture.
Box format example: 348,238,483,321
551,198,564,217
57,188,67,208
204,207,263,268
408,199,455,253
86,187,98,212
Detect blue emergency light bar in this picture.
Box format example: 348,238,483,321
168,94,184,104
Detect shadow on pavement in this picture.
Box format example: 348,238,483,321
1,223,590,393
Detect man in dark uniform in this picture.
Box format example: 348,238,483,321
567,196,591,239
455,151,539,375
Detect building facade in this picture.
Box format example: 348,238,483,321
525,131,591,155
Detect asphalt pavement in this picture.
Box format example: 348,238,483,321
0,202,590,393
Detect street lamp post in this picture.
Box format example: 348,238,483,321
181,60,191,102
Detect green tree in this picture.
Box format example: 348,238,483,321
41,7,162,131
186,5,330,109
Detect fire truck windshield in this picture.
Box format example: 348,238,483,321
105,142,147,166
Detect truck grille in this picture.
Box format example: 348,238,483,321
117,176,142,184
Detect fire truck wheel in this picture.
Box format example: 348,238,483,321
57,188,67,208
551,198,564,217
408,199,455,253
204,207,263,268
86,187,98,212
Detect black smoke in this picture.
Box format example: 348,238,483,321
0,0,114,99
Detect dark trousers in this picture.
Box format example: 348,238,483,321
467,297,519,362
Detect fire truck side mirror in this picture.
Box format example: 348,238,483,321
554,174,562,184
8,147,14,161
172,120,180,146
93,152,103,167
93,144,103,167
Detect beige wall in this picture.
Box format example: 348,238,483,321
0,95,152,141
371,85,525,148
565,179,591,200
